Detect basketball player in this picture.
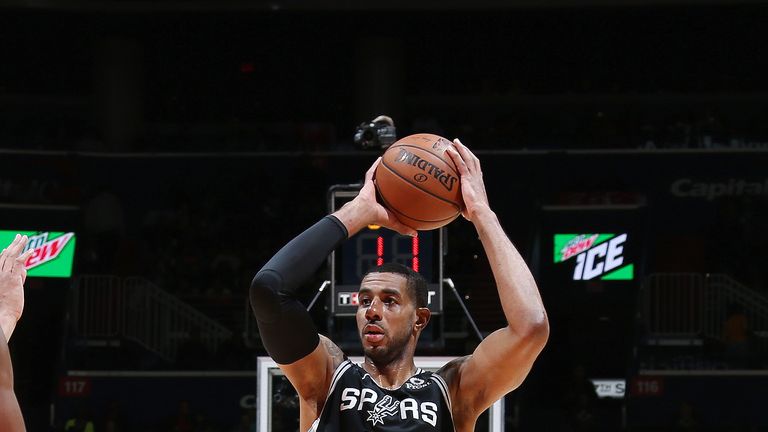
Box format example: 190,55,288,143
0,234,32,431
250,140,549,431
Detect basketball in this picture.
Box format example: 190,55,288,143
374,133,463,231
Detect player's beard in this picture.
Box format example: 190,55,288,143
362,321,414,366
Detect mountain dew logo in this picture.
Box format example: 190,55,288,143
554,233,633,280
0,231,76,278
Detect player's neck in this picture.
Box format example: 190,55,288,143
362,354,418,390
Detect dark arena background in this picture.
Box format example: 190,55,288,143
2,0,768,430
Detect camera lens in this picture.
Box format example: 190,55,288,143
362,129,375,141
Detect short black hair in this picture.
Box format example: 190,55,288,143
363,263,428,308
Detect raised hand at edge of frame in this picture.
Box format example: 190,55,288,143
0,235,33,341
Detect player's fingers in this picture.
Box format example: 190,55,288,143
5,234,24,264
454,139,479,172
3,235,19,255
386,214,417,237
452,140,475,172
359,158,382,199
457,139,480,172
365,157,382,183
446,146,470,177
14,246,31,284
394,225,418,238
3,234,25,272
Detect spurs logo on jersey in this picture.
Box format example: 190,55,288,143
366,395,400,426
310,360,454,431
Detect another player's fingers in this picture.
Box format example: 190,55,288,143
3,234,25,271
12,235,28,258
14,249,32,264
12,249,33,275
1,235,17,258
0,245,11,272
16,248,32,283
6,234,24,260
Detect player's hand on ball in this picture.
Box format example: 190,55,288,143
357,158,418,237
446,139,490,222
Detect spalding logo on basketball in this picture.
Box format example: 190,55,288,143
375,134,464,231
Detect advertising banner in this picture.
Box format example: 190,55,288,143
0,230,76,278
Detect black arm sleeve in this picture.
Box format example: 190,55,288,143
249,215,348,364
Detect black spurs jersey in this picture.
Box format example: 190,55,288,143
309,359,455,432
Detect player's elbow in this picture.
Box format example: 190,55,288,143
531,314,550,348
514,310,550,350
249,270,282,324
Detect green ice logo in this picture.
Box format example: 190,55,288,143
554,233,634,281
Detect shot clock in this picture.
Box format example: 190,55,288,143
329,185,444,316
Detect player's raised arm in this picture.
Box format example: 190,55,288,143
442,140,549,422
248,158,415,428
0,330,25,432
0,234,33,432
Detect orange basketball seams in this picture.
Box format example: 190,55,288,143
375,133,464,231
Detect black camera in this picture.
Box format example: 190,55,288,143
353,120,397,150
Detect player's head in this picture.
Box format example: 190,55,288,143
365,263,429,308
357,263,431,365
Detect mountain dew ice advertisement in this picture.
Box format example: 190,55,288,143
0,231,76,278
554,233,634,281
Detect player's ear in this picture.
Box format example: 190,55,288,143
414,307,431,330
